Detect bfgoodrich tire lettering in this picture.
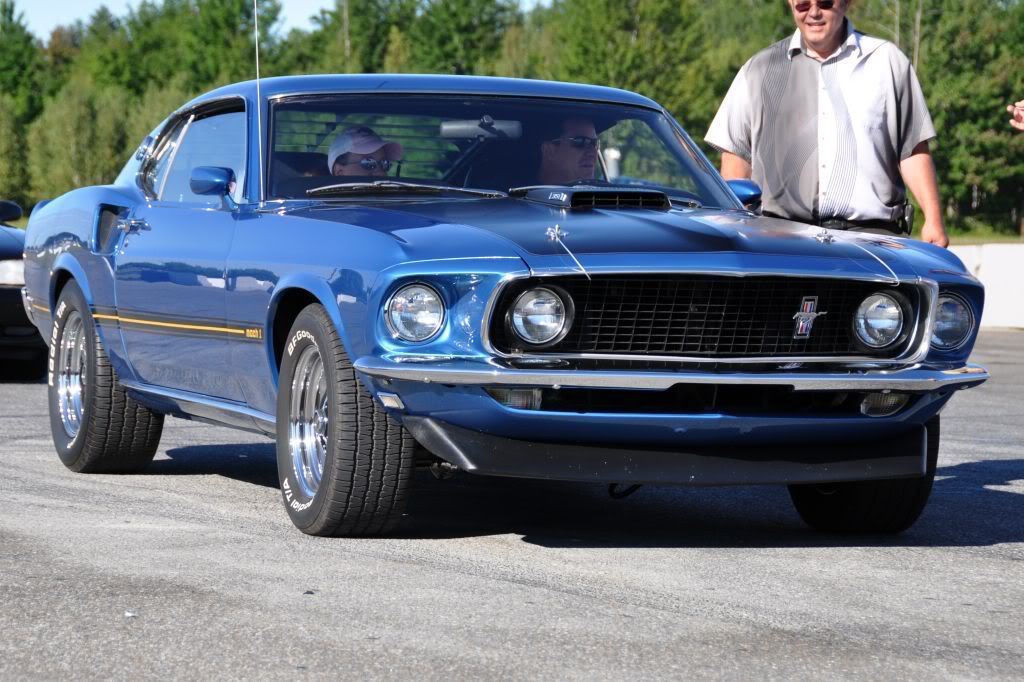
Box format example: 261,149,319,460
47,280,164,473
788,417,941,534
276,303,414,536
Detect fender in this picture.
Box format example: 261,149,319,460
267,272,362,387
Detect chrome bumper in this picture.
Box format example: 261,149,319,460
354,357,989,392
20,288,35,324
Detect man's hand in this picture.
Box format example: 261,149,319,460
1008,100,1024,132
921,221,949,248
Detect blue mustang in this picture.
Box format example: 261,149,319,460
21,75,988,536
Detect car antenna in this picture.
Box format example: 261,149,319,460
253,0,264,205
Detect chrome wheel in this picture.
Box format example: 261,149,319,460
288,343,329,499
56,310,87,439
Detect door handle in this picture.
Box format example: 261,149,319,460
117,218,151,234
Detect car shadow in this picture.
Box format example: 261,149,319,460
148,442,1024,548
148,443,279,489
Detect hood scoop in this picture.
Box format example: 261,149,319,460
511,186,671,211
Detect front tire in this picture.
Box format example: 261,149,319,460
276,304,414,536
48,281,164,473
788,417,940,534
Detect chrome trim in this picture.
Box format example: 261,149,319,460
267,90,664,112
119,380,276,430
481,270,939,367
355,357,989,393
20,288,34,324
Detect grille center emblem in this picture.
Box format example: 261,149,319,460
793,296,827,339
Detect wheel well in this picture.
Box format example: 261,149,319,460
271,289,320,373
52,270,73,308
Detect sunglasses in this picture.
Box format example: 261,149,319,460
549,135,600,150
340,157,393,172
794,0,836,11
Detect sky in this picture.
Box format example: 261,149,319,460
20,0,545,40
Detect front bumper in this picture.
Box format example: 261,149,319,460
357,356,986,485
404,416,930,485
355,356,989,393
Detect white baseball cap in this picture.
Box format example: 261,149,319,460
327,126,404,172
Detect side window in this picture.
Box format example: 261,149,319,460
140,119,186,197
159,109,247,206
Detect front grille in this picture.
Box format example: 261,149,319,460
490,275,918,359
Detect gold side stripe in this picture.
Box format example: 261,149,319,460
32,303,49,313
92,313,247,336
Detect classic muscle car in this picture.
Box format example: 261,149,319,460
21,75,988,536
1,200,46,377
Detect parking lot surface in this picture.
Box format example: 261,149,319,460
1,332,1022,679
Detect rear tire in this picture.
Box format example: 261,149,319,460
788,417,940,534
48,280,164,473
276,304,414,536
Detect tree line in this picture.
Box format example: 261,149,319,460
0,0,1020,234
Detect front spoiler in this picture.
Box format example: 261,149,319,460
404,416,929,485
355,357,989,393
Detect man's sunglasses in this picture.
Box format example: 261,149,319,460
341,157,393,171
549,135,600,150
794,0,836,11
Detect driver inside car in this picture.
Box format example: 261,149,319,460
327,126,404,178
537,118,599,185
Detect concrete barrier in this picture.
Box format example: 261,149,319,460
950,244,1024,329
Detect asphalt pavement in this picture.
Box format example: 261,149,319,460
1,332,1022,679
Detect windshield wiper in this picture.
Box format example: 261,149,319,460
307,181,506,199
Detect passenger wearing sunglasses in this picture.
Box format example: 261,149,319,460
328,126,403,178
537,118,599,185
706,0,949,247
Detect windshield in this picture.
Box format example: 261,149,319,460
268,95,736,208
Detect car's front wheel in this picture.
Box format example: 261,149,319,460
276,304,414,536
48,280,164,473
788,417,940,534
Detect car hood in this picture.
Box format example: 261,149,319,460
287,199,946,280
0,225,25,259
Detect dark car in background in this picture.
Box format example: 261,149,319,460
0,200,46,378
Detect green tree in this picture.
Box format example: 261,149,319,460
27,77,132,199
0,0,42,122
409,0,517,74
914,0,1024,232
0,95,28,206
382,24,412,72
309,0,418,73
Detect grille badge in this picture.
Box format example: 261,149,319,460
793,296,827,339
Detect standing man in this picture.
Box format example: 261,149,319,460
706,0,949,247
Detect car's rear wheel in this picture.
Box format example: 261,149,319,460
48,280,164,473
788,417,940,534
276,303,414,536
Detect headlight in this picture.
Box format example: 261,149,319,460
853,293,904,349
510,287,572,346
0,259,24,286
385,284,444,342
931,294,973,350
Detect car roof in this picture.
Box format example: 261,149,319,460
184,74,663,112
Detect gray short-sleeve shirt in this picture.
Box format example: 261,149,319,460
705,22,936,223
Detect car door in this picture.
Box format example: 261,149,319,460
113,103,248,400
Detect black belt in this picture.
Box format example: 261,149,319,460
764,212,908,235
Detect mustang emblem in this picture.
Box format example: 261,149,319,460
792,296,827,339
